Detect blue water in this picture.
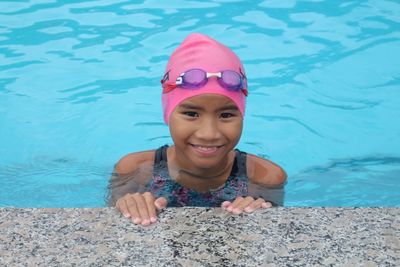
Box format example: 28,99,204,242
0,0,399,207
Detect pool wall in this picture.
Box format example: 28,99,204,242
1,207,399,266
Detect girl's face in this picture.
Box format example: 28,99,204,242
169,94,243,173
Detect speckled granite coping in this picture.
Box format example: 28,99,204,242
0,208,399,266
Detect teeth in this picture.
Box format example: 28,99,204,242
195,145,218,151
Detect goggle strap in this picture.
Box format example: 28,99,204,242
162,83,177,94
175,77,183,85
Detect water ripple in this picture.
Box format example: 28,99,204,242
310,155,400,172
286,155,400,206
252,114,322,137
0,157,110,207
0,60,45,71
58,77,156,103
308,98,380,110
0,77,17,92
134,122,164,127
0,0,399,207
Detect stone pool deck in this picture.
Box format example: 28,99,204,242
0,208,399,266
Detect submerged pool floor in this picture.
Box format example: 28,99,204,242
1,1,400,208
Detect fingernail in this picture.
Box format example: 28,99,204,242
233,208,241,214
133,218,141,224
123,213,131,218
262,203,271,208
141,219,150,226
244,207,252,213
226,206,233,212
150,217,157,223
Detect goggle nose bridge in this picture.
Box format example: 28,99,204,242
176,72,222,85
206,72,222,78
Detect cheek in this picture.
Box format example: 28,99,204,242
234,123,243,140
170,127,183,142
169,118,189,143
222,119,243,141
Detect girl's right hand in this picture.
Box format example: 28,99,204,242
116,192,168,226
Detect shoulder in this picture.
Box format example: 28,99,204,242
245,153,287,187
114,149,156,175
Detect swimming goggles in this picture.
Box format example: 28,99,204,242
161,68,248,96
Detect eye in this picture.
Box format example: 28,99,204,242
182,111,198,118
220,112,235,119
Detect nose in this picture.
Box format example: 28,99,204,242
194,117,222,141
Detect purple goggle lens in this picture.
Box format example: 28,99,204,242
177,69,245,91
161,68,248,96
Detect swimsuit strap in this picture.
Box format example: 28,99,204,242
233,149,247,178
153,144,169,167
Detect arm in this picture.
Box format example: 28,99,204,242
221,154,287,213
107,151,168,226
107,151,155,207
246,154,287,206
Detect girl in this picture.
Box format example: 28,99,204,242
108,33,286,226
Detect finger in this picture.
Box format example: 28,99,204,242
143,192,157,223
226,197,243,212
154,197,168,211
232,196,255,214
116,197,131,218
125,194,141,224
226,196,244,213
244,198,266,213
221,201,231,209
134,194,151,226
261,201,272,209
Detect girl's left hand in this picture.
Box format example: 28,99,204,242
221,196,272,214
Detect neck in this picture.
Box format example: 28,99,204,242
167,146,235,190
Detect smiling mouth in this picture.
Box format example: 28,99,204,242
190,144,223,155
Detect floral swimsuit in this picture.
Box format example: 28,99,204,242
145,145,249,207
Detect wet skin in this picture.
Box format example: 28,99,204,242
114,94,275,226
168,94,243,187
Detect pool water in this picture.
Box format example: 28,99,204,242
0,0,399,207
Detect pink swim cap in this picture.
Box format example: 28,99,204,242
161,33,247,124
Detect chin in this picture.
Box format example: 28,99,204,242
188,154,226,171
